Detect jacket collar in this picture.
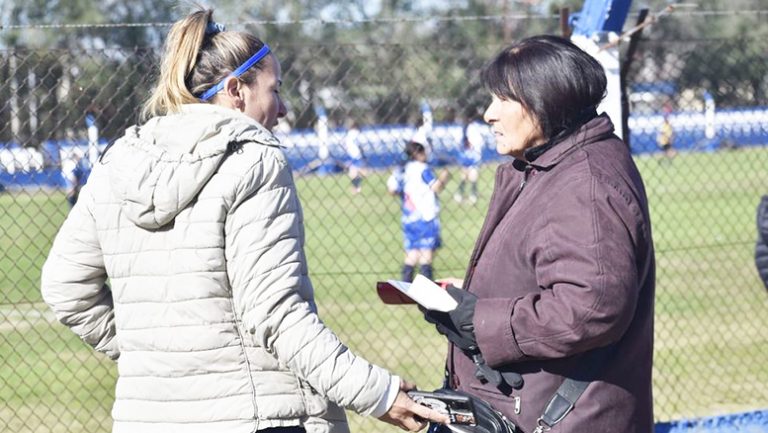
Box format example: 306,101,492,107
514,113,616,171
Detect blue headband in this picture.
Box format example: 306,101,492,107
197,43,271,101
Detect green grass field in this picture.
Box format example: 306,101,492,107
2,147,768,432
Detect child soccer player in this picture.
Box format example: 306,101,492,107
387,140,450,282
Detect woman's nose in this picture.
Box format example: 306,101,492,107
483,106,495,124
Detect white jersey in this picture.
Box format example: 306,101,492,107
465,121,486,154
402,160,439,223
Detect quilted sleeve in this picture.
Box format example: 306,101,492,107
225,147,391,416
41,171,119,360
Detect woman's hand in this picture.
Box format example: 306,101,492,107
378,380,450,431
422,286,478,352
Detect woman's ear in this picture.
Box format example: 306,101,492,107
223,77,241,99
222,77,243,110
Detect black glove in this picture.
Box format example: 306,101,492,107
422,285,478,353
423,286,525,391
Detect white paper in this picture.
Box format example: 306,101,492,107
387,274,458,312
446,424,474,433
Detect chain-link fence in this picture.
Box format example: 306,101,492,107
2,11,768,433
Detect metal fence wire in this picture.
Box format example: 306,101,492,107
2,12,768,433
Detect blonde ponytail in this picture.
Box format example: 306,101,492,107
141,9,211,121
141,7,269,122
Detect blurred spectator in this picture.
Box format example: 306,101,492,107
344,120,367,194
61,154,86,207
755,195,768,291
454,114,485,204
657,104,677,161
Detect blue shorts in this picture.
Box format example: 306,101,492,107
403,219,441,251
458,152,481,168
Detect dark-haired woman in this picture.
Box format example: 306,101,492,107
423,35,655,433
41,7,447,433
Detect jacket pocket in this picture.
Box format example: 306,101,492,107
298,377,329,417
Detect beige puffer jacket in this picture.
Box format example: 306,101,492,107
41,104,391,433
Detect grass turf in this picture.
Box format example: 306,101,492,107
2,147,768,432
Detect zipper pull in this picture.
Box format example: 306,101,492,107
513,395,521,414
518,165,532,191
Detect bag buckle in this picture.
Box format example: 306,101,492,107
532,418,552,433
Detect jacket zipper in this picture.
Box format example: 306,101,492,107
519,164,532,192
450,162,533,389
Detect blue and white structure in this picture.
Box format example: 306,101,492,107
570,0,633,139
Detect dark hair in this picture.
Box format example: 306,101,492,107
481,35,606,141
405,141,426,160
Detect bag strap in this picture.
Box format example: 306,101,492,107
533,378,590,432
533,346,612,433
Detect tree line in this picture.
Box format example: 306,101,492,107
0,0,766,148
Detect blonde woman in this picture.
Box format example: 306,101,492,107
41,8,447,433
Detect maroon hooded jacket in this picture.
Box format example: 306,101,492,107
449,114,655,433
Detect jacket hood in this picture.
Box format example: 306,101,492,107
101,104,280,229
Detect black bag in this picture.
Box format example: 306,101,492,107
427,389,518,433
